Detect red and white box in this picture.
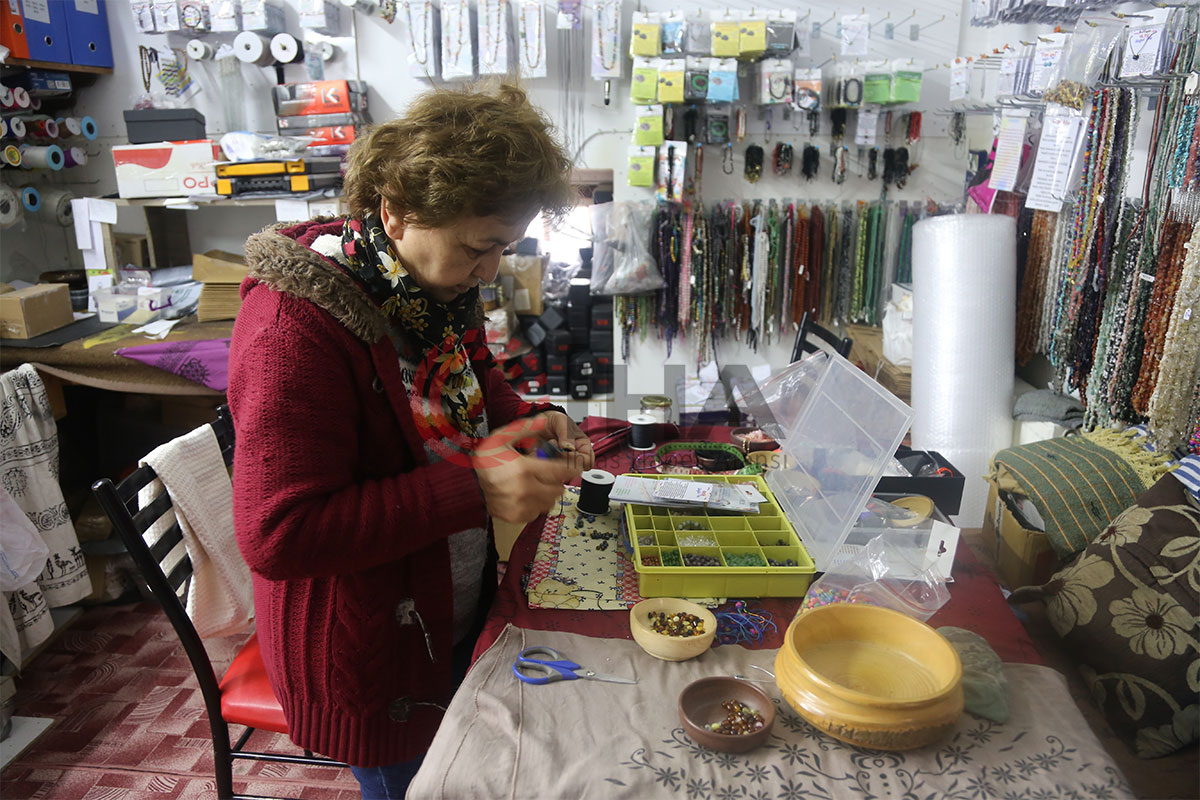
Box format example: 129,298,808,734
112,140,223,198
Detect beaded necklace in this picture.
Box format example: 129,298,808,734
679,208,694,328
851,203,868,323
595,0,618,72
791,206,809,324
520,1,543,70
480,0,503,69
1146,219,1200,450
1132,217,1193,414
808,205,825,320
404,0,431,65
822,204,838,322
781,204,795,326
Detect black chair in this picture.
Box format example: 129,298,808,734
790,311,853,363
91,406,345,800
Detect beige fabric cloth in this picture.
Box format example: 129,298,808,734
139,423,253,638
409,624,1132,800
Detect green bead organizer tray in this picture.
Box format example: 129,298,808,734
625,474,816,598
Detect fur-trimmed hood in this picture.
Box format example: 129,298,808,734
242,217,486,345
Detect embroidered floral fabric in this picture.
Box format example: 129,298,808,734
408,625,1132,800
1010,473,1200,757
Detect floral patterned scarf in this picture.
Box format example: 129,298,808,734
340,214,488,443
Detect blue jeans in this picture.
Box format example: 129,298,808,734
350,757,424,799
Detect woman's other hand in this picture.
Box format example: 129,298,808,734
536,411,595,471
472,416,583,524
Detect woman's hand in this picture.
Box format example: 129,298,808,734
472,416,583,524
536,411,595,471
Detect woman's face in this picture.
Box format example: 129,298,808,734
380,203,533,304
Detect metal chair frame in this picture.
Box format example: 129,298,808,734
91,406,345,800
790,311,853,363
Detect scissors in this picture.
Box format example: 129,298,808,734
511,646,637,685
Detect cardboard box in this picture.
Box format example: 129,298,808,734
192,250,248,283
112,140,223,198
113,233,150,268
983,480,1059,589
0,283,73,339
498,254,546,316
94,286,169,324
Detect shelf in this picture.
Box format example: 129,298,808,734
110,193,343,209
2,57,113,75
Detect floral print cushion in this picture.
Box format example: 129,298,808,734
1010,473,1200,758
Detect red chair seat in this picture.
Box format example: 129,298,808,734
219,634,289,734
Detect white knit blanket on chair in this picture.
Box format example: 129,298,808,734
140,424,253,638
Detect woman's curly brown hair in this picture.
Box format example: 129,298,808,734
343,83,576,228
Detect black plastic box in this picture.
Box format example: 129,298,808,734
571,380,592,400
538,306,565,331
123,108,206,144
546,329,571,354
567,308,591,330
570,328,590,349
548,376,568,395
569,351,594,379
594,352,615,370
568,277,591,307
592,373,614,394
590,329,613,353
591,303,613,330
546,354,567,375
874,448,965,516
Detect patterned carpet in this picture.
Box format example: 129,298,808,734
2,601,361,799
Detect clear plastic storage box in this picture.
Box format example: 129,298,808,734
739,351,915,572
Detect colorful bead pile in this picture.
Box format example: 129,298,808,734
683,553,720,566
677,521,707,531
638,535,655,546
724,552,766,567
677,533,717,547
642,555,661,566
767,558,799,567
800,585,857,611
662,549,683,566
713,601,777,646
709,700,765,735
648,610,706,637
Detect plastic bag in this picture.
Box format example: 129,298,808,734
0,487,48,592
798,533,951,622
598,201,665,295
541,260,579,308
1044,18,1123,110
589,202,616,295
219,131,312,162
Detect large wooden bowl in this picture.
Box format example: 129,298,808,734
774,604,963,750
630,598,717,662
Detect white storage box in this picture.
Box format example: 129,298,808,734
112,140,223,198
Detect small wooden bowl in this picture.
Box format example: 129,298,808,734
678,677,776,753
774,604,963,750
731,427,779,453
629,598,717,662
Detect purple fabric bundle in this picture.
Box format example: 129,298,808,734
116,339,231,391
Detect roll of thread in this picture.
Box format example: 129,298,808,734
29,97,41,111
0,86,13,109
8,117,26,139
25,118,59,139
629,414,657,450
36,188,73,225
186,39,216,60
578,469,616,515
911,214,1016,528
0,184,20,227
12,87,31,109
63,146,87,168
79,116,98,140
2,145,21,167
20,144,64,170
339,0,379,12
316,40,336,61
57,117,80,137
270,32,304,63
234,31,274,66
0,118,7,138
20,186,40,212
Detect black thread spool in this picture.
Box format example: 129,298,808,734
629,414,657,451
578,469,616,515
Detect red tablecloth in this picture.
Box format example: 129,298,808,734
475,421,1043,666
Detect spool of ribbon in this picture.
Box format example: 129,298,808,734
57,117,80,137
11,87,31,109
7,117,26,139
0,86,13,109
63,147,88,168
0,118,7,138
233,31,274,65
0,184,20,227
2,145,21,167
79,116,99,140
629,414,657,451
186,39,216,60
19,144,64,170
24,118,59,139
20,186,40,213
578,469,616,515
269,32,304,64
29,97,41,111
36,187,73,226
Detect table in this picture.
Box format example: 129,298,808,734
0,317,231,396
475,424,1043,666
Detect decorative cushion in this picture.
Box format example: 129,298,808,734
1009,473,1200,758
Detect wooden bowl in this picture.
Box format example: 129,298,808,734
629,598,717,662
678,677,776,753
774,604,963,750
731,427,779,453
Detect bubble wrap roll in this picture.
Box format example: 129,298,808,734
911,214,1016,527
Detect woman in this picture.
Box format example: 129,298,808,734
228,84,592,797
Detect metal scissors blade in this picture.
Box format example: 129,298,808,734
512,646,636,685
574,669,638,684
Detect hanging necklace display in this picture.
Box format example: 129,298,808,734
441,1,475,79
660,10,685,57
801,144,819,180
773,143,792,176
734,107,747,141
723,144,734,175
379,0,397,23
744,145,764,183
478,0,508,74
832,146,847,184
180,0,211,32
868,147,878,180
516,0,545,78
402,0,436,77
685,58,709,101
592,0,622,80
